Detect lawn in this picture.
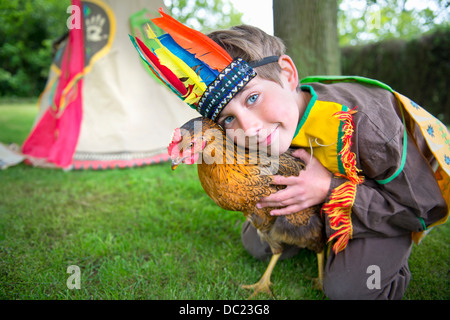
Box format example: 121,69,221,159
0,101,448,300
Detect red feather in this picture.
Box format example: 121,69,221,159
135,36,187,96
134,38,168,85
152,8,232,71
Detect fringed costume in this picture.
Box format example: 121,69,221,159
295,77,448,256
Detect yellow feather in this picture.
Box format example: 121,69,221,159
145,24,206,97
184,89,204,105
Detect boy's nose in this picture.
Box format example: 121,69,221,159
240,117,262,137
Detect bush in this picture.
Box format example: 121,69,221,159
0,0,68,98
341,27,450,124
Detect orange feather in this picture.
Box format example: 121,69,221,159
152,8,232,71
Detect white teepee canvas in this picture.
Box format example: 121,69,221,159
20,0,198,170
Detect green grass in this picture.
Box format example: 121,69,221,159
0,102,38,145
0,101,448,300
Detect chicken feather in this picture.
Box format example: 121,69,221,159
168,117,325,298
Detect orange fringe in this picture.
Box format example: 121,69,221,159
322,181,356,254
322,108,364,254
334,108,364,185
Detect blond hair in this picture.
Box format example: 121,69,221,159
208,25,286,85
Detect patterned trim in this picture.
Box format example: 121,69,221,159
72,149,170,170
73,150,169,161
197,58,256,121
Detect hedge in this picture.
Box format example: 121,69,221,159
341,27,450,125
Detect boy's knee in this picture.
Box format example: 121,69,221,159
323,235,412,300
323,263,410,300
324,244,412,300
323,271,376,299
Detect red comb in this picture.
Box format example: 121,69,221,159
167,128,182,158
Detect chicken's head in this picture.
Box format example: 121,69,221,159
168,117,218,170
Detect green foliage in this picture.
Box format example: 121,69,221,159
0,0,70,97
338,0,450,46
341,27,450,124
163,0,243,32
0,0,242,98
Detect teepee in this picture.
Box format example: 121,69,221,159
21,0,197,170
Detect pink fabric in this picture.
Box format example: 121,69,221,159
22,0,84,168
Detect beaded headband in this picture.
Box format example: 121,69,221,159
129,8,279,121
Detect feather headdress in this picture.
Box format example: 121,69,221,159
129,8,278,121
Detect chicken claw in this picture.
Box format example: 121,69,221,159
241,253,281,299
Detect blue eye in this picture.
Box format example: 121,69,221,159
247,94,258,105
224,116,234,125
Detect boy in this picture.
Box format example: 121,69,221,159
207,25,448,299
131,11,449,299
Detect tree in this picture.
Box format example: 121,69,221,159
0,0,69,97
338,0,450,46
273,0,341,78
163,0,243,32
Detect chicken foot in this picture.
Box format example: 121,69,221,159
242,249,325,299
312,250,324,291
241,252,282,299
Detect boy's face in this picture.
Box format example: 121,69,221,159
216,72,303,156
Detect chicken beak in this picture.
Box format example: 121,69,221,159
171,158,181,170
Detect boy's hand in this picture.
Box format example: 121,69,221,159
256,149,332,216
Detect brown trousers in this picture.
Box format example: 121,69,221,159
241,220,412,300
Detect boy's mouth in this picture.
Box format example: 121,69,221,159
259,126,279,147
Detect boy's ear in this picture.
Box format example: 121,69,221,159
278,55,299,91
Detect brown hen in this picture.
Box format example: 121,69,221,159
168,117,325,298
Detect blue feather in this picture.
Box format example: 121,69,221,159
159,34,219,85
